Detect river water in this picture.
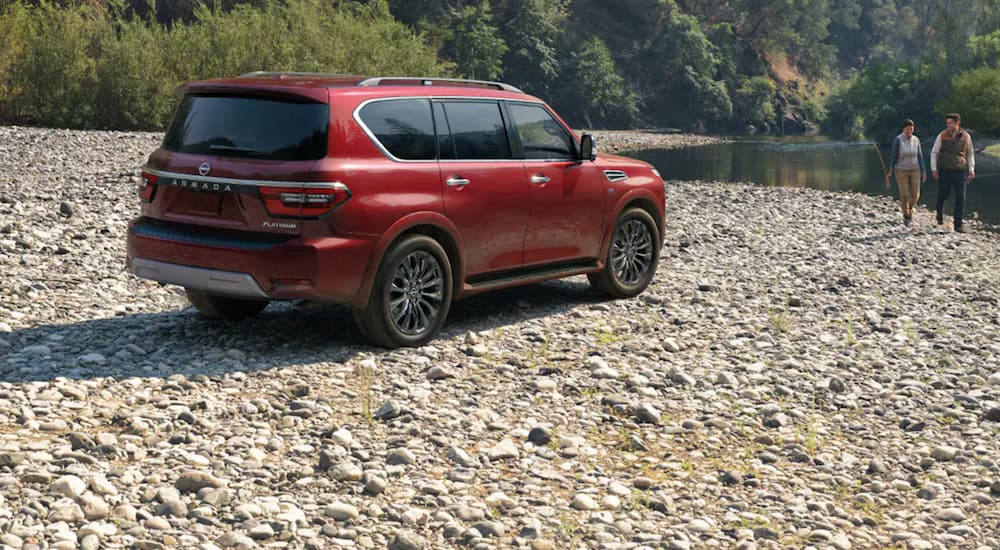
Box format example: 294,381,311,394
629,136,1000,227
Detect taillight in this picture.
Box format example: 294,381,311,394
260,184,350,218
138,171,158,202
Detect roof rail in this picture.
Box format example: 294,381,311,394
356,77,524,94
238,71,358,79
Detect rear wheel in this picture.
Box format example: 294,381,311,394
354,235,453,348
185,288,269,321
588,208,660,298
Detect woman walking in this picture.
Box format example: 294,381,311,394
886,119,927,226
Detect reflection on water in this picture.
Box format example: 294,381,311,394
629,136,1000,226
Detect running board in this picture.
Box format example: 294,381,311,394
464,260,600,291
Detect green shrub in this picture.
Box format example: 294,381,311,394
938,67,1000,133
734,76,776,128
0,0,446,130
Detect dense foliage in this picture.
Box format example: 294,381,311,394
1,0,999,136
0,0,444,129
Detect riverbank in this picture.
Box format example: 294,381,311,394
584,129,727,153
2,126,1000,548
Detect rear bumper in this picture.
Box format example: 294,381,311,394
130,259,268,298
126,217,374,303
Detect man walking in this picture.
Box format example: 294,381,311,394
930,113,976,232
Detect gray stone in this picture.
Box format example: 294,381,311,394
324,501,359,521
175,471,225,493
571,493,599,511
634,403,662,425
488,439,519,461
387,448,417,465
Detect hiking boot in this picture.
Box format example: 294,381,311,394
904,218,912,227
955,225,967,233
936,213,944,225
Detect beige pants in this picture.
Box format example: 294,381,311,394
895,168,921,219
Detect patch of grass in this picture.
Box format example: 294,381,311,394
580,386,601,400
797,419,823,456
768,309,793,334
855,499,886,525
555,512,579,539
844,320,857,346
354,360,376,425
595,328,623,345
731,516,770,530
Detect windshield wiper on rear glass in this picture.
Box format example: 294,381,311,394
208,144,267,157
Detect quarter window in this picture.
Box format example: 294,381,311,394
441,101,511,160
358,99,436,161
508,103,575,160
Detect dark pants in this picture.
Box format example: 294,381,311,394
936,169,968,228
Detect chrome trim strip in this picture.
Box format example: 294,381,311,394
603,170,629,182
144,168,348,190
239,71,357,79
357,77,524,94
130,258,269,298
352,96,577,164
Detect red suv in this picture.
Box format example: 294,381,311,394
127,73,665,348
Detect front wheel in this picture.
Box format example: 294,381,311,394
588,208,660,298
354,235,453,348
185,288,269,320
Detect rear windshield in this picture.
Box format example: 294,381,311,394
163,94,329,161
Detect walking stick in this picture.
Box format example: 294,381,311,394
873,142,890,189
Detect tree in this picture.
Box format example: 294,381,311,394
939,67,1000,132
555,35,637,129
645,3,732,129
496,0,567,96
441,1,507,80
734,76,777,128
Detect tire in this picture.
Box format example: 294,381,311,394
588,208,660,298
185,288,269,321
353,235,453,348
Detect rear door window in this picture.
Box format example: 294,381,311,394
358,99,436,161
440,101,512,160
507,103,576,160
163,94,329,161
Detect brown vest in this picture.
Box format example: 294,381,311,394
938,130,968,171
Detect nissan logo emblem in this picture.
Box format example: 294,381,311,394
198,162,211,176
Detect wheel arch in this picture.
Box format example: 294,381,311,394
350,213,464,310
599,190,665,260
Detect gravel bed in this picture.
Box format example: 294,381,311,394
2,125,1000,549
583,130,725,154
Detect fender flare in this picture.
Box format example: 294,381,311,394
350,212,465,309
597,188,666,261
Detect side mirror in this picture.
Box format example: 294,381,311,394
579,134,596,161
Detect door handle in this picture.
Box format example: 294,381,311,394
530,174,551,184
446,177,471,187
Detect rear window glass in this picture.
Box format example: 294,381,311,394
358,99,436,160
163,95,329,161
441,101,511,160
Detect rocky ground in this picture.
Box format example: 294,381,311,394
2,125,1000,549
584,131,725,154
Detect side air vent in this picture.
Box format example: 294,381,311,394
603,170,628,182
